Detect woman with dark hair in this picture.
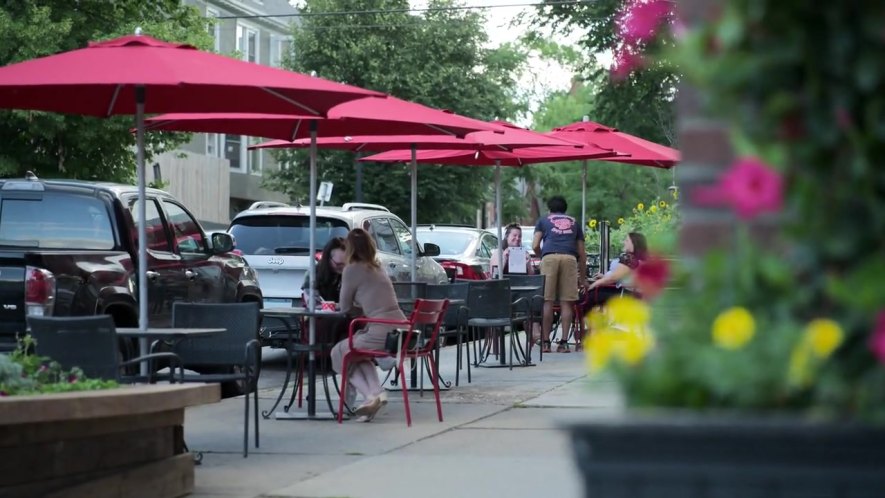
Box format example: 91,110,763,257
302,237,349,343
586,231,649,299
330,228,405,422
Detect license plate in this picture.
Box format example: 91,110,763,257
263,298,294,309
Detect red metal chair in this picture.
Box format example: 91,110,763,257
337,298,449,426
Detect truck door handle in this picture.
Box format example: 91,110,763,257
145,271,160,281
184,270,197,280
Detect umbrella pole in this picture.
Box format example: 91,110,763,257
307,121,318,417
135,86,149,377
581,160,587,230
495,160,503,279
410,144,418,283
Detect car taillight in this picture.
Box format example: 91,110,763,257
441,261,487,280
25,266,56,316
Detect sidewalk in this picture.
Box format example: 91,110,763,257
184,340,624,498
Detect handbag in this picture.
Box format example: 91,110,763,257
384,328,421,354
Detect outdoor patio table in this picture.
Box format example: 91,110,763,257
259,307,347,421
117,327,225,376
475,285,541,368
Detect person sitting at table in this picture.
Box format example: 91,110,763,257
330,228,405,422
302,237,350,344
490,223,541,343
586,231,648,304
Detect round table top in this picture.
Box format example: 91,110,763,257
260,306,347,319
116,327,225,337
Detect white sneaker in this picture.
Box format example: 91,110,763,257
375,356,397,371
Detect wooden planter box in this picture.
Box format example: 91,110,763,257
567,413,885,498
0,384,219,498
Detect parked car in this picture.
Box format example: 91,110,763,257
0,175,262,353
417,225,497,281
228,202,448,348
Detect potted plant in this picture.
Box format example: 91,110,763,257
567,1,885,496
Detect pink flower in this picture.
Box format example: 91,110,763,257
611,50,645,80
692,157,784,220
634,255,670,299
870,311,885,365
619,0,672,45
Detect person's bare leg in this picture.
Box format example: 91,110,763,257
559,301,574,351
542,300,555,348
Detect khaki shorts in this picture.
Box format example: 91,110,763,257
540,254,579,302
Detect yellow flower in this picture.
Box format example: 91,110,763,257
803,319,843,358
659,200,667,208
617,330,655,365
637,202,645,211
617,217,625,225
586,329,616,373
671,189,679,200
606,296,650,332
712,307,756,350
588,219,597,229
649,205,658,213
585,328,655,372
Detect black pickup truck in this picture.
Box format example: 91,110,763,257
0,176,262,352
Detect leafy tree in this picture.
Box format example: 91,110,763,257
265,0,529,224
522,0,677,225
0,1,213,181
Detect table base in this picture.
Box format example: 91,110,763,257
274,411,343,421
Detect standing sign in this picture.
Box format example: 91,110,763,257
317,181,333,206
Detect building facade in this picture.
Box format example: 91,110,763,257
156,0,298,227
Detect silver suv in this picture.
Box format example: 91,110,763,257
228,202,448,312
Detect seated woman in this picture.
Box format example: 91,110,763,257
302,237,349,344
489,223,542,342
330,228,405,422
585,231,648,306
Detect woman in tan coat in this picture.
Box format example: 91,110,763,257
331,228,405,421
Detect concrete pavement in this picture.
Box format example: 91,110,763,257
184,337,623,498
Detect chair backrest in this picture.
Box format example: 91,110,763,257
172,302,260,367
27,315,120,380
425,282,469,329
404,298,448,353
464,279,512,320
393,281,427,300
505,274,546,313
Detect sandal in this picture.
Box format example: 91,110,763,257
541,340,552,353
556,340,571,353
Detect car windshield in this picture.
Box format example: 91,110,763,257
0,193,114,250
229,215,349,255
417,229,475,257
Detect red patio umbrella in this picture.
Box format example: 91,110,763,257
360,144,618,263
0,33,381,397
144,97,502,141
248,122,585,282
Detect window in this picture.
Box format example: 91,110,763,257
0,194,115,250
161,201,205,254
479,234,496,259
248,136,263,175
224,134,242,171
228,215,349,255
269,35,292,67
206,8,221,52
236,23,259,63
128,198,170,252
206,133,221,157
388,218,414,257
367,218,400,255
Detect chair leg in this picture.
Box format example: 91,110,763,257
252,372,259,450
243,381,249,458
399,358,412,427
427,354,443,422
337,358,349,424
454,332,461,387
464,328,472,383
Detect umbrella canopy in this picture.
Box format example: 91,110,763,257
547,121,680,168
359,145,617,166
0,34,381,116
0,33,382,409
143,97,502,141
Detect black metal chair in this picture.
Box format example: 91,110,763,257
27,315,184,383
172,302,261,458
393,282,427,312
461,279,515,368
505,274,547,362
425,282,471,385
